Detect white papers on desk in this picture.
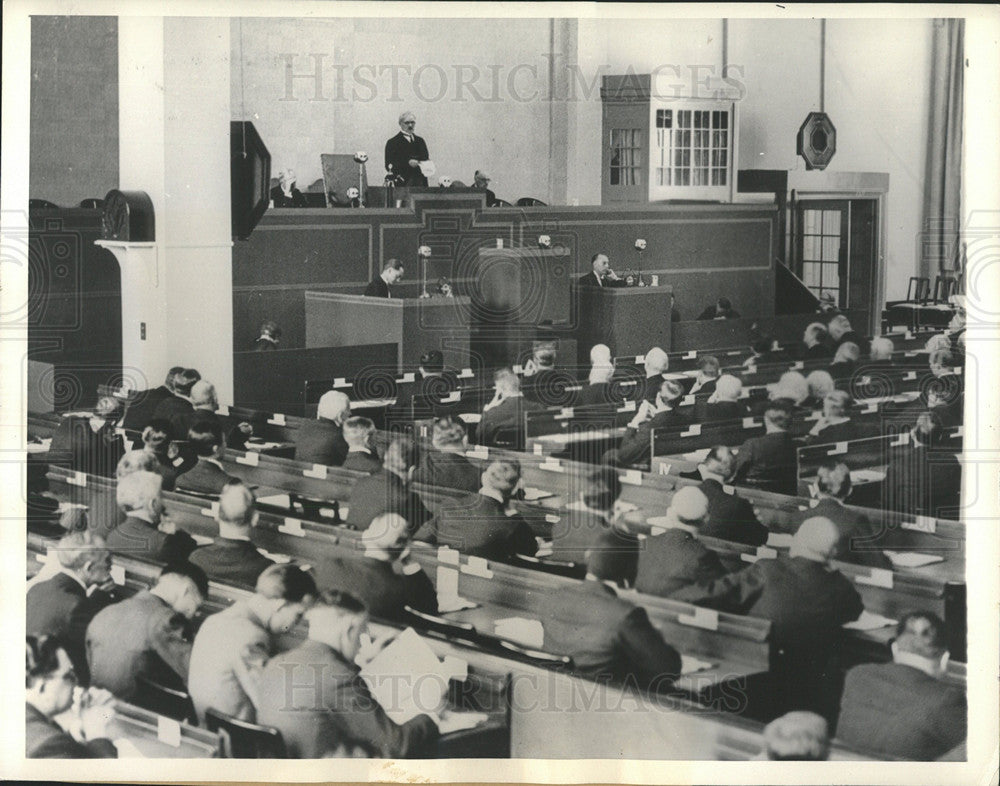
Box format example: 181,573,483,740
437,711,488,735
681,448,711,463
26,438,52,453
522,486,555,501
535,540,554,558
246,441,282,451
766,532,794,548
350,398,395,409
191,534,214,546
360,627,452,724
257,493,292,508
680,654,716,675
256,548,292,564
113,738,147,758
458,413,481,424
883,550,945,569
843,610,897,631
437,595,479,614
494,617,544,649
850,469,886,484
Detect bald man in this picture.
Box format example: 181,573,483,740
295,391,351,466
673,516,863,718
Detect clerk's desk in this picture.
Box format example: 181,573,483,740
304,291,472,373
575,284,673,365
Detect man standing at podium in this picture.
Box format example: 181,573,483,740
385,111,430,187
578,253,627,288
364,259,404,298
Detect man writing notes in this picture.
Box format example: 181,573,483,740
385,111,430,187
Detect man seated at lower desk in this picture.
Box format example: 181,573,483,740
608,379,688,468
189,481,276,588
107,471,197,564
341,416,383,474
730,400,799,496
804,390,880,446
256,590,440,759
86,561,208,702
175,420,239,496
535,544,682,692
549,467,640,585
188,564,317,723
836,611,966,761
678,445,768,547
694,374,749,422
414,459,538,562
325,513,438,623
411,416,480,493
295,390,351,467
345,437,432,535
478,368,542,449
26,634,117,759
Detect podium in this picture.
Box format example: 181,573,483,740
575,285,673,363
304,291,471,373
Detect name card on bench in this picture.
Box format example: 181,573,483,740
539,458,564,473
458,368,474,379
67,471,87,487
680,424,701,437
533,443,543,455
200,502,220,517
678,607,718,631
901,516,936,534
399,372,416,383
110,565,126,586
742,417,758,429
557,407,574,419
465,446,489,461
828,442,848,455
157,715,182,748
618,400,637,413
683,350,697,360
236,452,259,466
442,391,461,403
904,371,917,381
544,514,560,524
767,532,794,548
634,354,646,364
791,361,804,370
462,556,493,579
856,567,894,589
619,469,643,486
217,405,230,416
267,413,286,426
889,432,911,447
333,378,349,388
303,464,328,479
438,546,461,566
513,365,523,374
278,517,305,537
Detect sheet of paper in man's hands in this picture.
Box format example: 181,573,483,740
360,627,451,724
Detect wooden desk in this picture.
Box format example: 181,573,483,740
104,702,221,758
576,285,673,365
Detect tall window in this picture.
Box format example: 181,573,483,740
650,101,735,200
609,128,642,186
800,208,843,303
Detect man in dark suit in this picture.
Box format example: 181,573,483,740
26,530,119,684
612,379,688,468
696,297,740,320
576,361,622,407
536,545,682,690
26,635,117,758
473,170,497,206
47,396,125,478
785,461,891,569
549,469,640,585
269,169,307,207
175,419,238,495
364,258,404,298
86,561,208,701
804,390,880,445
802,323,833,361
828,314,869,355
837,611,966,760
256,591,440,758
151,368,200,440
478,368,543,449
189,482,275,587
577,252,628,288
685,355,721,397
325,513,437,622
695,374,749,422
169,380,250,453
679,446,768,547
295,390,351,466
188,564,318,723
387,349,460,422
673,517,864,719
384,111,430,187
139,419,179,490
523,344,572,407
412,416,480,492
107,470,197,563
121,367,183,434
415,459,538,561
883,411,962,517
634,486,727,598
253,320,282,351
731,400,799,496
341,416,383,474
345,438,431,535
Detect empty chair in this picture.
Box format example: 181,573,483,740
516,197,547,207
204,707,287,758
133,674,198,726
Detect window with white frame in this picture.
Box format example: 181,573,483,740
650,101,735,200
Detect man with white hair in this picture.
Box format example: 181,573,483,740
837,611,966,760
295,390,351,466
763,712,830,760
270,169,306,207
679,446,768,547
577,361,619,407
633,486,726,598
107,470,196,563
189,481,275,587
613,379,689,468
802,322,833,360
325,513,437,621
674,516,863,718
697,374,748,421
384,110,430,187
478,368,542,449
867,336,895,362
806,389,879,445
641,346,670,403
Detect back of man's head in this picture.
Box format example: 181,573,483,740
342,416,375,448
714,374,742,402
828,314,852,340
751,337,773,355
588,362,615,385
764,712,830,761
157,560,210,600
482,460,520,497
582,468,622,511
142,419,172,455
382,258,403,273
116,470,163,514
668,486,709,527
816,460,852,499
590,343,611,365
164,366,186,389
188,419,224,457
804,322,828,345
255,563,318,602
644,347,668,375
806,370,835,402
823,390,851,418
717,297,732,312
771,371,809,406
54,529,109,571
317,390,351,422
703,445,735,477
419,349,444,374
894,611,948,660
494,368,520,395
173,368,201,397
913,410,944,445
833,341,860,364
384,437,420,474
116,450,159,479
190,380,218,410
363,512,410,552
431,416,467,449
790,516,840,562
658,379,684,405
764,401,793,431
217,481,256,531
869,336,894,360
533,347,556,369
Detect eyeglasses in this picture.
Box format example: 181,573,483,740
403,121,416,126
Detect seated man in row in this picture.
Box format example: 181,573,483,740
152,368,201,439
169,380,251,453
612,379,688,468
805,390,880,446
294,390,351,467
695,374,748,422
415,459,537,562
679,446,768,547
478,368,542,449
108,470,197,564
345,437,431,535
341,416,382,474
189,481,275,588
86,561,208,702
411,416,480,492
175,420,238,495
731,400,798,496
121,366,185,435
684,355,721,397
48,396,125,478
576,360,620,407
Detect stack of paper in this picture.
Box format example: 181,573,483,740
883,551,945,569
843,610,897,631
522,487,555,501
494,617,544,649
680,654,716,675
360,627,454,724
